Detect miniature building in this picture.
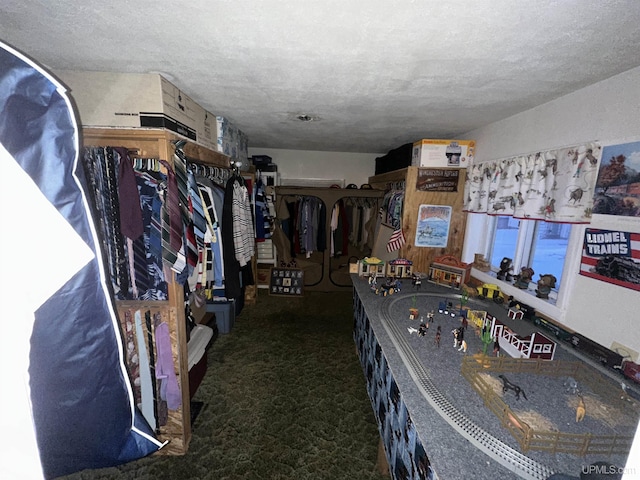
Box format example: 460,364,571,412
386,258,413,278
490,318,557,360
472,253,491,272
358,257,386,278
427,255,471,290
508,308,524,320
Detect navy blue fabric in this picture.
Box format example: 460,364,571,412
0,44,160,478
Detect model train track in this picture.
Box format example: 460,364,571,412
379,294,555,480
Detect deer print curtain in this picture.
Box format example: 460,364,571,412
463,142,602,223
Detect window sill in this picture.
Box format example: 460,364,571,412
470,268,563,322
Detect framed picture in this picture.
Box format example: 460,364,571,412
593,140,640,217
414,205,452,248
269,268,304,297
580,228,640,292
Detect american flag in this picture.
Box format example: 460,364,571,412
387,228,406,252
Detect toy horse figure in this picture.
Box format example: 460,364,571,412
576,395,586,422
452,328,459,348
498,375,528,400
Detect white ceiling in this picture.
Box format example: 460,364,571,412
3,1,640,154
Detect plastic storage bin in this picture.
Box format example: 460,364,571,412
205,300,235,334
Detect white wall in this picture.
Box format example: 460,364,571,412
462,66,640,358
247,147,380,188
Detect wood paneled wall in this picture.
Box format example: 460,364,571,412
369,167,468,275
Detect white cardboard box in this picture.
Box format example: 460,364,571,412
56,70,217,150
412,139,476,169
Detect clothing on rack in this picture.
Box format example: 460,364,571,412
82,146,170,300
330,199,350,257
382,189,405,230
278,196,327,258
155,321,182,410
345,197,376,251
254,174,273,242
84,144,256,302
222,173,255,301
116,306,179,432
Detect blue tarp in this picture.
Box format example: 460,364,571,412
0,41,162,478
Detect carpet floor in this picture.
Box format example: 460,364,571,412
56,290,389,480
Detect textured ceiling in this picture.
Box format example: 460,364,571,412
3,1,640,153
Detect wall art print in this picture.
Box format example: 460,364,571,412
593,140,640,217
579,228,640,292
268,268,304,296
415,205,451,248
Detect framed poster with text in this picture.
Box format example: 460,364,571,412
580,228,640,292
414,205,452,248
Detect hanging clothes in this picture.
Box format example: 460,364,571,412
222,173,255,301
382,189,405,230
155,322,182,411
254,174,272,242
132,168,169,301
82,146,144,299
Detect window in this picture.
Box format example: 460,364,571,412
489,217,520,268
487,216,571,295
529,222,570,285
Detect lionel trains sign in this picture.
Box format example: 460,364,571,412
580,228,640,291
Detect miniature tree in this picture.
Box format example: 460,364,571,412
459,291,469,316
409,295,419,319
480,327,493,355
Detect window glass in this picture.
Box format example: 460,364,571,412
528,222,570,285
487,217,570,297
489,216,519,267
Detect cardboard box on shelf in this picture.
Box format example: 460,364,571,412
412,139,476,169
56,70,218,150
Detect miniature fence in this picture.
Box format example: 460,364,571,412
498,327,532,358
461,356,634,456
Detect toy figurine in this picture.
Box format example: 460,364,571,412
514,266,534,289
497,257,513,281
379,277,398,296
418,321,428,337
412,273,422,290
536,274,557,299
369,274,378,293
409,296,419,319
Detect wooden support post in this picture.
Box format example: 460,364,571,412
376,437,390,477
